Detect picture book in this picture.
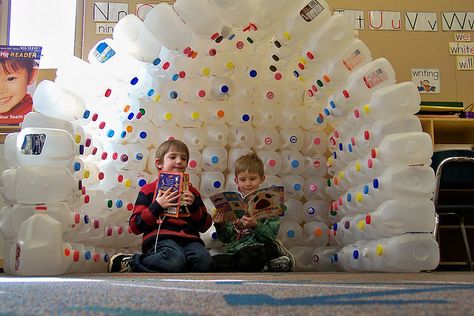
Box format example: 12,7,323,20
156,171,190,217
209,185,285,222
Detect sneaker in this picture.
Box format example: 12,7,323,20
273,239,295,271
107,253,133,273
267,256,291,272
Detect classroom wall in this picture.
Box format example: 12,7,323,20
81,0,474,108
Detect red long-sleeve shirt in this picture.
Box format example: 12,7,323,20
129,179,212,253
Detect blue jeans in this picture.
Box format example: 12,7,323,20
130,238,214,273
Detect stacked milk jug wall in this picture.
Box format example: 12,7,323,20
0,0,439,275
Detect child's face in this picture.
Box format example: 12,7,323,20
0,66,31,113
234,171,265,195
155,150,188,173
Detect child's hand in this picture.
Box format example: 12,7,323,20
156,187,179,208
237,215,257,229
182,190,195,206
213,209,225,224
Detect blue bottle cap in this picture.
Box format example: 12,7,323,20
249,69,257,77
130,77,139,85
115,200,123,208
287,230,295,238
153,58,161,66
353,250,359,259
220,85,229,94
73,162,81,172
139,131,147,139
83,110,90,119
138,179,147,187
373,179,379,189
213,180,221,188
136,153,143,161
106,129,114,137
293,183,301,191
291,160,299,168
211,156,219,164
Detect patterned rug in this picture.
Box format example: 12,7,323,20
0,272,473,315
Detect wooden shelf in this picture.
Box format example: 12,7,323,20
417,116,474,149
0,126,21,144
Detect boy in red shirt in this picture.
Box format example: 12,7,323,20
108,139,214,273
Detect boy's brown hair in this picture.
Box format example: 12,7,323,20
155,139,190,168
234,152,264,177
0,59,36,77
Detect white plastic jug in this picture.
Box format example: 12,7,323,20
0,166,81,205
113,14,162,63
16,127,78,169
201,146,227,172
200,171,225,198
253,127,280,151
303,221,329,247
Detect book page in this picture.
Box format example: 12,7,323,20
243,186,285,220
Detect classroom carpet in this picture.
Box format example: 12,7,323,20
0,271,473,315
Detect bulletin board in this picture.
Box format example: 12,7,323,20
81,0,474,108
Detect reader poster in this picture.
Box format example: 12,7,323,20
0,45,42,125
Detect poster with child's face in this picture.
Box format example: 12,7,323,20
0,45,42,125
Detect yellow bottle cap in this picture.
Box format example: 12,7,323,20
164,112,173,121
355,161,361,172
356,192,363,202
363,104,370,114
75,134,81,144
376,244,384,256
283,31,291,40
201,68,210,76
191,111,200,120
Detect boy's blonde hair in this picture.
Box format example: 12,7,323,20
234,152,264,177
155,139,189,167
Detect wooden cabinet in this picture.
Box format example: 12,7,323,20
418,116,474,151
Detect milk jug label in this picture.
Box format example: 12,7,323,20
300,0,325,22
363,68,389,89
343,49,367,71
21,133,46,155
93,42,116,63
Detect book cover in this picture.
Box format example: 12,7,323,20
0,45,42,126
209,185,285,222
156,171,190,217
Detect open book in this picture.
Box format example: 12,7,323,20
209,186,285,222
156,171,190,217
